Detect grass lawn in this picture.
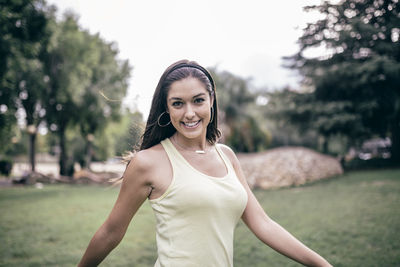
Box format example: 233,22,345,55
0,168,399,266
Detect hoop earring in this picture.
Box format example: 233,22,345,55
157,111,171,127
209,107,214,124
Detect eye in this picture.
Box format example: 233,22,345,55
172,101,183,107
194,98,205,104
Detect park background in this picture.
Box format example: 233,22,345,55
0,0,399,266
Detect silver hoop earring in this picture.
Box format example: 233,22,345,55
209,107,214,124
157,111,171,127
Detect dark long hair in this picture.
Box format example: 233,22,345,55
140,59,221,150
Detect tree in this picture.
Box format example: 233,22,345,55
42,13,85,175
265,88,363,153
284,0,400,161
210,68,270,152
42,12,131,175
11,57,48,172
76,33,131,168
104,109,144,158
0,0,53,170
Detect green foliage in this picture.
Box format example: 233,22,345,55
5,130,29,157
0,169,399,266
226,116,270,153
266,88,365,152
0,112,17,154
211,69,254,122
0,0,51,82
210,68,270,152
64,126,86,167
0,156,13,176
73,28,131,167
43,12,98,132
0,0,54,166
1,2,134,173
75,33,131,138
284,0,400,160
108,110,144,156
40,12,132,173
343,157,399,170
64,110,144,166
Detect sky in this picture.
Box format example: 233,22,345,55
47,0,321,117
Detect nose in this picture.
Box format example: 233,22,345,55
184,104,195,119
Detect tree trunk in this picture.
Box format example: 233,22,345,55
29,133,36,172
319,135,329,154
323,138,329,154
59,128,68,176
84,140,93,170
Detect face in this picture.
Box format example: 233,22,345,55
166,77,213,140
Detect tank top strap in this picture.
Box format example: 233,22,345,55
215,144,235,173
160,138,185,171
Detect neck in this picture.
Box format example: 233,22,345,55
171,134,209,153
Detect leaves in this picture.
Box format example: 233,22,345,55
281,0,400,159
0,0,52,159
41,12,132,172
0,3,132,173
210,68,270,152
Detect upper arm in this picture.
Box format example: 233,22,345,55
103,151,153,237
219,145,272,230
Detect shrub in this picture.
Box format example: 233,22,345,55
0,157,13,176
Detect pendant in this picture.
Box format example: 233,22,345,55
195,150,205,154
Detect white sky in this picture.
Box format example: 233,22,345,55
47,0,321,117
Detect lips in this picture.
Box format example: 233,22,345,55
181,120,201,128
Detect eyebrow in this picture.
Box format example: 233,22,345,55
168,93,206,101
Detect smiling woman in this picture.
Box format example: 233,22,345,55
167,78,213,143
139,60,221,151
78,60,332,267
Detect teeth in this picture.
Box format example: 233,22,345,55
183,121,199,127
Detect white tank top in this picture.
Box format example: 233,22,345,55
149,138,248,267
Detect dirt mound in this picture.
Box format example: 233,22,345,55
73,169,120,184
12,171,58,185
237,147,343,189
8,169,120,186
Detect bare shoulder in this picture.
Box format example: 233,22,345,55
123,143,168,184
131,144,165,167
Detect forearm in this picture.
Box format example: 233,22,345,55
252,218,331,267
78,225,123,267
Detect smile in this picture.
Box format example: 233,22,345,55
181,120,201,128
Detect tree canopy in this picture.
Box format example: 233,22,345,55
42,12,131,174
0,0,54,167
283,0,400,161
211,68,270,152
0,1,132,175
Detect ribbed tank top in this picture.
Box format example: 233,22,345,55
149,138,248,267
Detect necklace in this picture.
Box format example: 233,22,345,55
171,136,208,154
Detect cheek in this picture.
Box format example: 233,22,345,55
199,105,212,119
169,110,182,122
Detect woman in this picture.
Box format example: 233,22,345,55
78,60,332,267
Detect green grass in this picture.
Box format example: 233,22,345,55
0,169,399,266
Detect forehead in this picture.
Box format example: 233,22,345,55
167,77,208,98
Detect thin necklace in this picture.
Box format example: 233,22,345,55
171,136,209,154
